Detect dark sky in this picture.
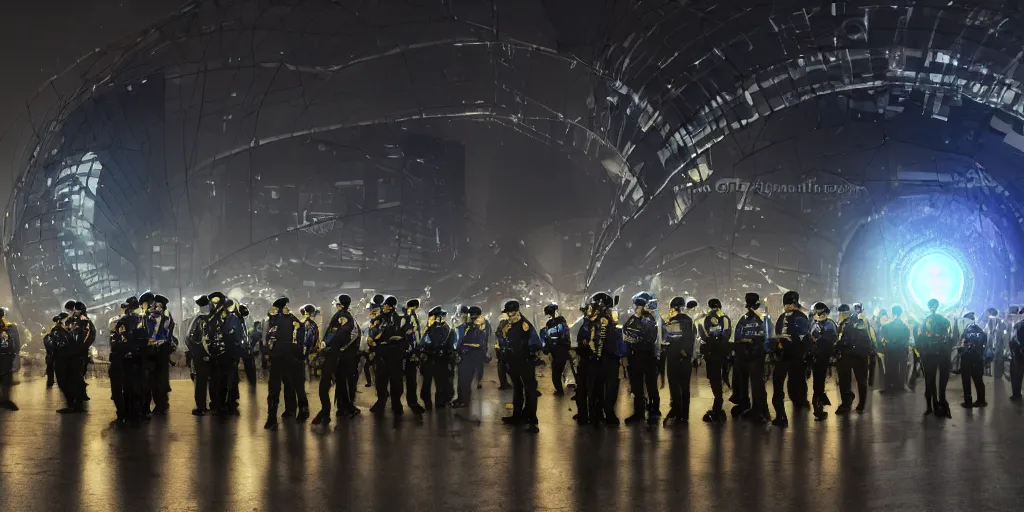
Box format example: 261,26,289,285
0,0,183,302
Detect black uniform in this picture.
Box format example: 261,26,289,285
732,310,770,421
0,318,21,410
266,309,308,425
317,308,359,419
699,311,733,420
917,312,953,415
835,313,873,413
880,317,911,392
959,322,987,406
186,313,213,414
772,310,811,419
501,315,542,426
575,311,623,425
369,309,407,414
543,316,572,395
421,320,456,407
1011,320,1024,400
662,312,696,421
808,316,838,419
402,311,425,412
623,312,660,423
208,305,245,415
56,314,94,412
110,311,147,422
144,311,176,414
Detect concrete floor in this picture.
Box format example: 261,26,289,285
1,367,1022,512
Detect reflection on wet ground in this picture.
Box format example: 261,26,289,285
1,369,1022,511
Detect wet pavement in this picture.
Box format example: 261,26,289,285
1,368,1022,512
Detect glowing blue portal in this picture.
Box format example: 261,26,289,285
906,251,966,309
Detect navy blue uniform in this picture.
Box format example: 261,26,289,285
809,317,838,417
456,320,491,406
421,320,456,407
699,311,732,416
836,313,873,411
265,310,307,418
880,317,911,392
542,316,572,394
662,312,696,420
772,310,810,419
369,310,407,413
318,309,359,417
185,314,212,413
575,312,624,424
733,310,770,420
623,312,660,421
144,312,177,414
960,323,987,405
501,316,542,423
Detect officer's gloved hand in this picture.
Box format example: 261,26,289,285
485,353,493,363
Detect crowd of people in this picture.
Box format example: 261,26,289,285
2,288,1023,435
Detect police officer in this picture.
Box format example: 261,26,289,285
402,299,427,414
298,304,321,388
662,297,698,426
835,303,874,415
57,301,94,414
452,306,490,409
110,300,140,424
917,299,953,417
808,302,838,421
983,307,1008,379
732,293,771,423
470,306,491,389
623,292,660,424
1010,306,1024,402
499,300,542,433
368,296,407,416
264,297,307,428
771,291,811,426
187,295,213,416
313,294,361,425
209,293,246,416
542,304,572,396
145,294,176,415
494,312,512,390
880,305,911,394
575,292,622,426
421,306,457,408
958,312,987,408
0,307,21,411
698,298,732,423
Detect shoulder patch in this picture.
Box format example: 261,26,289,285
600,318,609,326
522,322,529,332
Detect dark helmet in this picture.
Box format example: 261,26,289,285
670,297,686,310
63,300,77,311
927,298,940,311
708,298,722,310
986,307,999,317
0,307,6,319
589,292,613,309
428,306,447,318
126,296,140,311
837,304,851,313
383,296,398,308
685,298,699,309
372,294,385,306
301,304,316,316
891,304,904,317
963,311,976,320
852,302,864,313
153,294,169,307
139,291,155,305
812,302,830,315
119,302,130,312
272,297,289,309
74,302,87,314
209,292,227,306
632,292,652,308
195,295,210,307
459,305,471,316
543,303,559,316
468,306,483,317
335,294,352,308
502,300,521,313
238,304,250,318
782,291,800,307
744,293,761,309
406,299,420,310
51,313,63,323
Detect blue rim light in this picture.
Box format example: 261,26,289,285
906,250,966,310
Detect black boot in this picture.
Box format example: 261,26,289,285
296,406,310,422
772,415,789,427
265,401,279,429
624,413,645,425
311,411,328,425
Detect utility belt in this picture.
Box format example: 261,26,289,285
627,342,656,355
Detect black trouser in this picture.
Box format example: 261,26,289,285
405,358,422,408
268,354,307,415
508,355,538,422
242,356,257,386
45,353,55,386
373,346,404,411
549,345,570,393
193,355,210,410
496,349,510,387
362,352,373,385
735,355,769,418
811,361,830,416
54,356,86,407
886,347,909,390
317,351,346,415
333,352,359,414
837,354,869,407
627,349,659,417
960,352,985,404
596,356,621,420
576,357,596,422
0,355,15,404
208,355,235,412
665,356,692,419
706,359,725,413
771,359,808,418
922,352,951,407
457,348,486,403
109,356,127,418
421,357,453,406
1011,356,1023,397
146,353,171,413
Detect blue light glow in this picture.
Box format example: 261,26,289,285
906,251,966,309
